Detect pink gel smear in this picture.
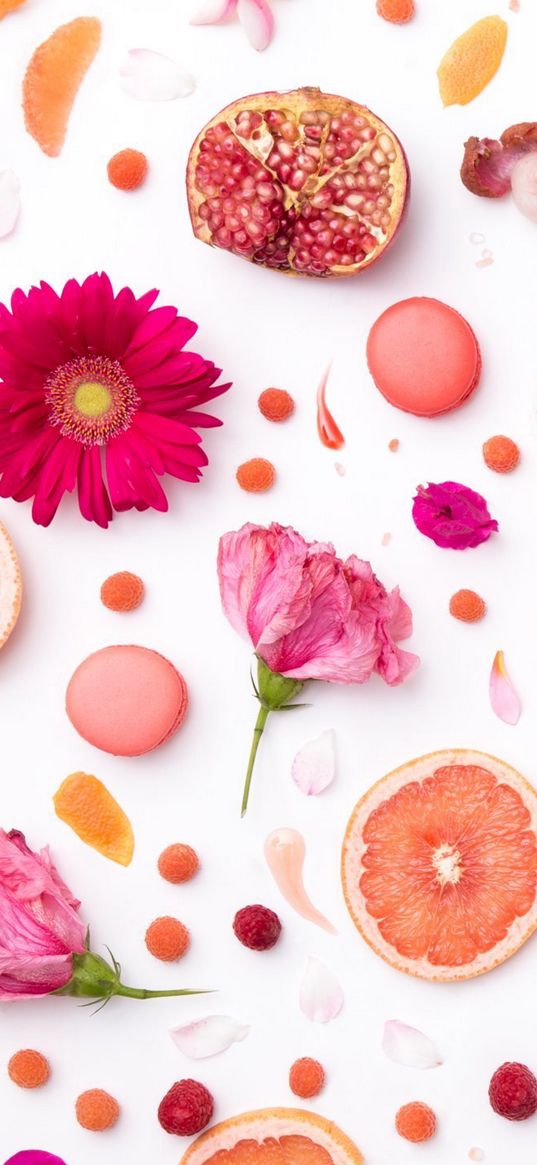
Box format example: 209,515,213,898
264,827,337,934
316,366,345,450
469,1151,484,1162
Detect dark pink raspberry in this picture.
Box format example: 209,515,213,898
489,1062,537,1121
233,904,282,950
158,1079,214,1136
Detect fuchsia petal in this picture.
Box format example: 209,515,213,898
292,730,336,796
0,171,21,239
489,650,521,725
170,1015,250,1058
237,0,275,50
190,0,238,23
120,49,195,101
299,956,343,1023
382,1020,443,1069
5,1153,67,1165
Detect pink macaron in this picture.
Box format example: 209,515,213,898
367,297,481,417
66,645,188,756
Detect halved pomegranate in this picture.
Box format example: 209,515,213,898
186,87,409,278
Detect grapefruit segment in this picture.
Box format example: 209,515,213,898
342,750,537,981
23,17,102,158
181,1109,363,1165
0,521,22,649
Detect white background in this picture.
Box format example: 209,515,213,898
1,0,537,1162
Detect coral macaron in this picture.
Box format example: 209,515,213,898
66,645,188,756
0,522,22,649
367,297,481,417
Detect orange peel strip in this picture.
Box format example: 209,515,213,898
53,771,134,866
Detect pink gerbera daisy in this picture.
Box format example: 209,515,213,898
0,273,231,527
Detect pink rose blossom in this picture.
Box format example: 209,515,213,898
412,481,498,549
0,829,206,1006
218,522,419,813
218,522,418,685
0,829,86,1000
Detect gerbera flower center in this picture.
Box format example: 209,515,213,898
45,355,139,446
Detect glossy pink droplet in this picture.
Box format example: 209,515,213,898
316,367,345,450
264,827,337,934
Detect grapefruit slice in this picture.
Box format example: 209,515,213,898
342,749,537,981
181,1108,363,1165
0,521,22,649
23,17,102,158
53,771,134,866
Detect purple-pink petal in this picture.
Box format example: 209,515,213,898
412,481,498,549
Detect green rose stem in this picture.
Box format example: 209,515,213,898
56,950,209,1005
241,657,304,817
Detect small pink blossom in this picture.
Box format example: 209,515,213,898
412,481,498,549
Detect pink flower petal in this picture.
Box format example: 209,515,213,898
190,0,238,23
489,650,521,725
382,1020,443,1069
237,0,275,50
120,49,195,101
292,730,336,796
299,956,343,1023
170,1014,250,1058
0,171,20,239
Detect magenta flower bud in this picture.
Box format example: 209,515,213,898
412,481,498,549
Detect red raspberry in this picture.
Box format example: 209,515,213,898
233,904,282,951
158,1079,214,1136
489,1062,537,1121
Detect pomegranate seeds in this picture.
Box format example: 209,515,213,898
187,88,408,278
158,1079,214,1135
233,904,282,950
489,1062,537,1121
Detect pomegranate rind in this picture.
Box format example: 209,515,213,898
23,17,102,158
180,1108,364,1165
461,125,537,198
342,749,537,982
0,521,22,649
186,87,408,278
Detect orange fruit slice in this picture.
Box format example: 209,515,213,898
181,1108,363,1165
342,749,537,981
437,16,507,107
53,771,134,866
0,0,27,17
23,17,102,157
0,521,22,649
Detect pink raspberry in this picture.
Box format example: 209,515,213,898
489,1062,537,1121
158,1079,214,1136
233,904,282,950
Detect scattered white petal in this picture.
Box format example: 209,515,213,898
299,956,343,1023
120,49,195,101
190,0,237,22
0,171,20,239
170,1014,250,1059
489,650,521,725
382,1020,442,1069
292,730,336,797
237,0,275,50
